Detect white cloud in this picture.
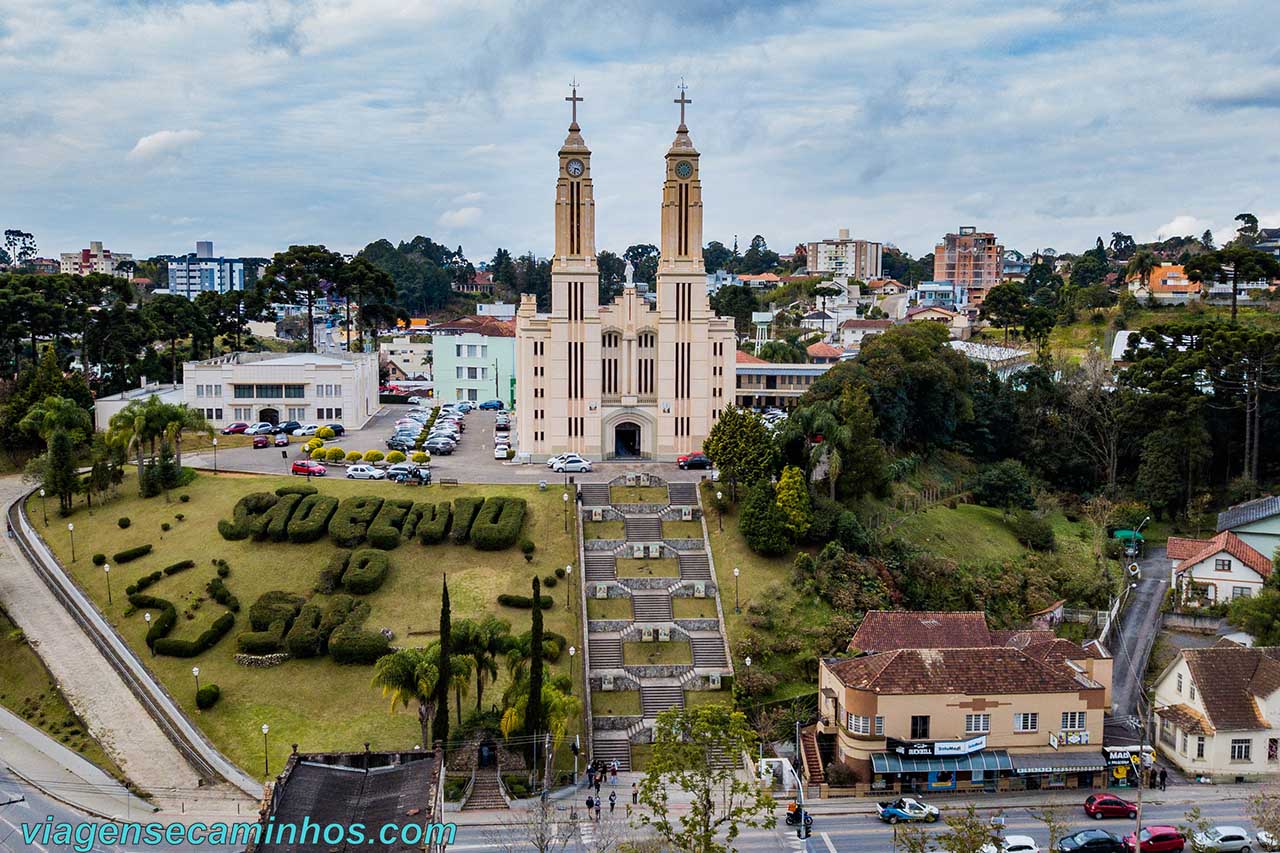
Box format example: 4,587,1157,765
127,129,202,163
1154,215,1217,242
438,206,483,228
453,191,487,203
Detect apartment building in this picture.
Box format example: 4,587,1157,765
60,241,133,278
428,315,516,405
734,350,834,410
165,241,249,299
380,335,433,382
933,227,1003,304
806,229,883,279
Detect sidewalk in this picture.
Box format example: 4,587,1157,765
0,705,154,820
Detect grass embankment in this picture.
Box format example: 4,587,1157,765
0,609,123,778
584,520,624,540
622,641,691,666
1033,304,1280,362
609,486,668,505
28,471,582,778
591,691,640,717
672,598,716,619
615,559,679,578
587,598,632,620
661,520,704,539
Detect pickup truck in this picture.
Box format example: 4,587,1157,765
876,797,940,824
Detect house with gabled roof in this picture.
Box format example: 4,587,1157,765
1165,531,1272,606
1217,495,1280,558
1152,641,1280,780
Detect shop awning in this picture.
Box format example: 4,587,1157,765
872,750,1012,775
1011,752,1107,774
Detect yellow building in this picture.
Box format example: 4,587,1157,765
514,86,736,461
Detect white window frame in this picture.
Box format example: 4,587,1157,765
1231,739,1251,762
965,714,990,734
1014,712,1038,733
1061,711,1087,732
874,716,884,736
1177,674,1183,694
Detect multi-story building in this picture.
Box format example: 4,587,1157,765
1256,228,1280,260
166,241,247,299
427,315,515,406
1126,264,1199,304
380,335,433,382
734,350,834,411
453,269,495,296
514,89,737,460
933,227,1003,305
813,611,1112,794
60,241,133,278
806,229,883,279
26,258,61,275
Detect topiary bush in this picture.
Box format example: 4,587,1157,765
117,517,131,529
470,497,528,550
415,502,452,544
553,564,564,577
328,496,384,547
287,494,339,543
496,593,553,609
284,604,324,658
113,544,153,563
304,437,324,453
153,612,235,658
160,522,171,532
206,576,240,612
174,513,184,521
346,450,363,463
385,450,406,465
328,600,388,664
411,452,429,465
362,450,384,464
450,497,484,544
366,499,413,550
250,492,302,542
315,426,336,440
739,481,793,557
213,558,231,578
248,590,305,631
325,447,346,462
195,684,221,710
91,553,106,566
310,448,326,460
162,559,195,576
542,575,558,588
126,571,163,596
275,484,318,498
236,620,288,654
179,494,190,503
317,595,357,655
127,593,177,650
342,549,390,594
217,492,279,541
316,549,351,594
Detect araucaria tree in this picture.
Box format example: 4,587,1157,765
434,575,452,747
773,466,811,539
263,245,345,352
45,429,78,515
636,704,776,853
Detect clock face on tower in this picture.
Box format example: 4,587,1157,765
566,158,584,177
675,160,693,180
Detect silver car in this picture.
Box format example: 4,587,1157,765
1193,828,1253,853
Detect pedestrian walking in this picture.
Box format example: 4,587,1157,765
1159,768,1167,791
631,782,638,805
586,767,594,789
586,794,594,818
609,791,617,813
610,760,618,786
594,798,602,821
594,777,601,795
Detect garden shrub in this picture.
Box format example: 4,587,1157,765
310,448,326,460
304,437,324,453
275,483,318,497
367,499,413,550
328,601,388,664
126,571,163,595
218,492,279,541
284,604,324,657
248,492,302,542
496,594,553,609
739,481,793,557
174,513,184,521
179,494,190,503
345,451,363,463
470,497,528,550
162,559,195,576
328,496,384,547
970,460,1035,510
236,619,288,654
450,497,484,544
316,426,335,440
542,575,558,588
325,447,346,462
214,558,231,578
316,550,351,594
161,522,171,532
362,450,384,464
552,564,564,577
1010,511,1056,552
206,576,240,611
195,684,221,710
287,494,339,543
411,452,429,464
343,549,390,594
247,590,305,631
415,502,452,544
385,450,406,464
113,544,153,563
91,553,106,566
127,593,177,650
117,517,131,529
153,612,235,657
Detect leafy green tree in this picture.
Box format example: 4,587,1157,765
709,284,757,333
336,257,399,352
623,244,659,284
703,407,776,498
1185,246,1280,323
2,229,36,268
371,644,442,748
938,804,1003,853
142,294,202,383
757,340,805,363
1069,250,1108,290
1109,232,1136,261
1125,249,1158,293
636,704,775,853
980,283,1027,344
516,252,552,310
703,240,733,272
773,466,811,539
434,575,452,746
1233,212,1260,247
1025,261,1064,308
18,395,92,449
1021,306,1056,354
739,480,792,556
596,249,626,302
45,429,78,515
970,460,1035,511
490,247,517,296
359,237,454,315
264,245,345,351
739,235,780,274
457,615,510,712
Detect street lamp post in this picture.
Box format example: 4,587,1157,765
562,492,569,533
193,666,201,696
39,489,47,526
262,724,270,777
144,612,153,655
212,438,218,474
67,523,75,562
733,567,740,613
565,564,573,609
104,564,112,605
716,491,723,532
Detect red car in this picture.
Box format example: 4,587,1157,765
252,435,270,449
291,460,327,477
222,422,250,434
1084,793,1137,820
1123,827,1186,853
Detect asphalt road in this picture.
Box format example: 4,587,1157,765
1111,547,1170,718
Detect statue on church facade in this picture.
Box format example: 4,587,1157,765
624,260,635,287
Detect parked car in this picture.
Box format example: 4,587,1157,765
1124,827,1187,853
985,837,1042,853
1058,831,1125,853
323,423,345,436
479,399,505,410
407,395,424,404
291,460,327,477
678,452,713,470
274,433,289,447
384,462,419,479
272,420,302,435
221,422,250,435
424,442,455,456
345,464,386,480
292,423,320,436
1256,832,1277,852
494,445,510,459
551,454,592,473
386,436,415,452
1085,794,1138,820
495,421,511,433
546,453,570,469
245,422,275,435
391,467,432,485
1191,828,1253,853
252,435,271,449
455,401,476,413
875,798,939,824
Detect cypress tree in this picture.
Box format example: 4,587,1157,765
525,576,544,744
434,574,451,747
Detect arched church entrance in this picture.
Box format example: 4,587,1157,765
258,408,280,425
614,422,642,458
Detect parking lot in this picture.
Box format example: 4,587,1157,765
184,405,713,485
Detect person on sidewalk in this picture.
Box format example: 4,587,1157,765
594,797,602,821
594,776,601,795
586,794,594,819
586,767,595,789
1159,768,1167,791
609,790,617,814
610,760,618,786
631,782,638,805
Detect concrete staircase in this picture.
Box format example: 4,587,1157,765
461,768,509,810
689,633,728,668
668,482,698,506
640,683,685,717
591,734,632,771
580,484,612,506
677,551,712,581
589,635,623,668
631,591,673,622
584,552,617,582
800,727,825,784
624,516,663,542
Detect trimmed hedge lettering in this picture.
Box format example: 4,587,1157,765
366,499,413,550
287,494,339,543
152,612,235,658
218,492,278,541
315,550,351,594
450,497,484,544
250,492,302,542
162,559,196,576
415,502,452,545
343,549,390,595
328,496,384,547
470,497,528,551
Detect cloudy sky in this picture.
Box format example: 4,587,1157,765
3,0,1278,263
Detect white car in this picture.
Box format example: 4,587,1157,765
292,423,320,436
552,454,592,473
407,395,424,404
345,464,386,480
1192,828,1253,853
983,837,1040,853
245,422,275,435
1256,831,1277,852
546,453,569,469
494,445,510,460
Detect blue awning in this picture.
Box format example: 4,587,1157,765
872,750,1013,774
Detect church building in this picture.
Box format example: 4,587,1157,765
514,86,737,461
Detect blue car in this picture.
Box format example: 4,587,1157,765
479,399,505,411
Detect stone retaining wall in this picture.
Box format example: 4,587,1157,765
585,539,623,552
666,538,705,550
591,715,643,731
589,675,640,692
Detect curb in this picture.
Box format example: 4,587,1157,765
2,761,159,822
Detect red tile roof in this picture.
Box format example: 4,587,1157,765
1156,703,1215,735
1166,537,1209,561
826,647,1100,695
1173,531,1271,579
850,611,991,653
1180,646,1280,731
735,349,767,364
806,342,843,359
839,319,893,330
424,315,515,337
906,305,959,319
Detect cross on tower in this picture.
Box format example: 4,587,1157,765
566,79,583,125
674,78,691,126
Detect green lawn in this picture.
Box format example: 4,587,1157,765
591,691,640,717
584,520,625,541
622,641,691,666
587,598,632,620
28,470,582,779
662,520,705,539
0,609,122,779
892,503,1024,563
615,558,679,578
609,485,669,505
672,598,717,619
684,691,732,709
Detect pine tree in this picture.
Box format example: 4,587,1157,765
525,576,545,745
434,575,451,747
46,429,77,515
739,481,793,556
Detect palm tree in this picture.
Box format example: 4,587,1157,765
449,655,473,727
499,682,582,791
807,402,851,501
164,405,212,468
19,395,92,448
1124,250,1158,298
370,644,442,748
461,616,510,712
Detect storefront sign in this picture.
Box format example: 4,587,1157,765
888,735,987,757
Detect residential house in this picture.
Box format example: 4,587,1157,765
1152,642,1280,781
380,335,432,382
800,310,835,333
914,280,970,310
1216,495,1280,559
1166,531,1273,606
806,342,843,364
705,269,741,294
1126,264,1200,305
905,305,971,340
452,269,494,296
1257,228,1280,260
866,278,906,296
738,273,781,291
837,318,892,348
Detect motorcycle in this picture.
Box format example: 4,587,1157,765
784,802,813,828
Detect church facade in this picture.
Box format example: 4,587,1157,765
514,89,737,462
